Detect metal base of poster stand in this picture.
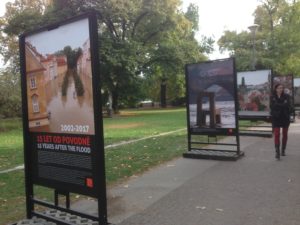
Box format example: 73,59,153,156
21,190,112,225
183,134,244,161
30,198,104,225
239,130,272,137
183,149,244,161
239,115,273,138
11,210,114,225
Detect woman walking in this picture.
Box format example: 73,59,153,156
270,83,291,159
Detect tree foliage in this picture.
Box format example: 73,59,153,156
0,0,210,117
218,0,300,76
0,68,21,118
0,0,48,117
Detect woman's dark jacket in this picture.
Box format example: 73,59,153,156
270,93,291,127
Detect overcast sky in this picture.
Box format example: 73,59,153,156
181,0,260,59
237,70,271,85
26,19,89,55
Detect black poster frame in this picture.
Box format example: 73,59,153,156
183,58,243,161
237,69,273,137
293,78,300,108
19,12,108,224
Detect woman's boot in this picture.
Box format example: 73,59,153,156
275,145,280,159
281,144,286,156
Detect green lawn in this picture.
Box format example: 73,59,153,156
0,118,24,171
103,108,186,145
0,108,186,170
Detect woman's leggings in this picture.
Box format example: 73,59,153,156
273,127,289,146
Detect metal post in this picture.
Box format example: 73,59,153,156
248,24,259,70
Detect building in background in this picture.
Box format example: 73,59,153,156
25,43,49,128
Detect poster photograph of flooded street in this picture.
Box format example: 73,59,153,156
25,18,95,135
237,70,271,117
186,58,237,131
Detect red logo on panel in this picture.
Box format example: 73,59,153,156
86,178,93,188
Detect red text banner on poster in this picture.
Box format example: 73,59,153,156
36,134,91,154
30,133,96,192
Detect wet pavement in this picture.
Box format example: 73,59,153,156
31,72,95,135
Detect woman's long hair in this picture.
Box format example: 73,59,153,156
273,83,283,96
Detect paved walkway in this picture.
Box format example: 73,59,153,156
73,120,300,225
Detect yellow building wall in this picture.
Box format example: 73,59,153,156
25,46,49,128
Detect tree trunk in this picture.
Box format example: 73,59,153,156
107,91,113,117
160,80,167,108
112,89,119,113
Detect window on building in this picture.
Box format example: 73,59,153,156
49,65,56,79
30,75,36,89
32,95,40,113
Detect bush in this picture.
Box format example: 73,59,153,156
170,97,186,106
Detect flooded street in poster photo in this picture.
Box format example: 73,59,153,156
189,102,236,128
31,72,95,135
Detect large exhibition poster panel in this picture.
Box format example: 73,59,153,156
21,15,102,196
186,58,238,134
294,78,300,107
237,70,271,117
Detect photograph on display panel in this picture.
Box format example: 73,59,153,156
294,78,300,107
25,18,94,135
186,58,237,132
237,70,272,117
272,75,294,99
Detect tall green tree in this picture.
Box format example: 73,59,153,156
0,0,211,116
96,0,201,111
141,3,211,106
218,0,300,76
0,0,47,117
